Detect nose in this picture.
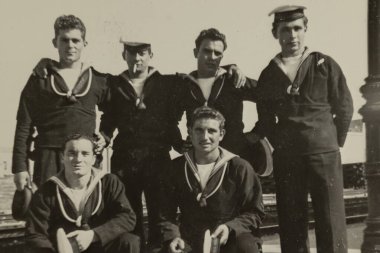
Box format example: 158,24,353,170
290,29,297,38
135,53,143,61
211,52,218,60
201,130,210,140
73,153,83,162
68,40,75,48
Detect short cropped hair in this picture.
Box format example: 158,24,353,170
271,16,308,38
54,15,86,39
62,133,95,153
195,28,227,51
189,106,226,131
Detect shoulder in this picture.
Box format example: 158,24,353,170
90,67,110,87
229,157,256,177
90,67,109,78
23,73,47,92
258,60,278,84
168,156,186,175
310,52,341,68
101,173,123,185
171,155,186,168
230,156,254,172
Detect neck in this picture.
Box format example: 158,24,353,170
65,172,91,190
197,68,217,79
282,47,306,58
59,60,82,69
194,148,220,165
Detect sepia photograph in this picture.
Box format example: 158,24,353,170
0,0,374,252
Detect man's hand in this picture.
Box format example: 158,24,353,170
14,171,30,191
67,230,94,252
32,58,56,78
169,237,185,253
180,136,193,153
94,133,106,154
226,65,246,88
212,224,230,245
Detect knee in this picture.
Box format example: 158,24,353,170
235,233,261,253
119,232,140,252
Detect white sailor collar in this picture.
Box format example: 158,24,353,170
50,63,93,100
49,168,105,227
184,147,237,207
186,68,227,106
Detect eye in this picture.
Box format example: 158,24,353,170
214,51,223,57
81,151,91,156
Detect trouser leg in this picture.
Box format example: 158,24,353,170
33,148,64,186
123,171,145,251
308,152,347,253
221,232,262,253
111,151,146,251
273,153,310,253
104,232,140,253
85,232,140,253
143,155,171,250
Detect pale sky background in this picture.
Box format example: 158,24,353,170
0,0,367,152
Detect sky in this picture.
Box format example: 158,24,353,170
0,0,367,150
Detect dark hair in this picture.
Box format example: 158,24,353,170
54,15,86,39
189,106,225,130
195,28,227,51
271,16,308,38
62,134,95,153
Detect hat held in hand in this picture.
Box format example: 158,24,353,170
57,228,80,253
245,134,274,177
12,180,37,220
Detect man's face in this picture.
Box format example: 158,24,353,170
63,139,95,178
53,29,86,65
189,118,225,155
275,18,306,57
194,39,224,77
123,48,153,74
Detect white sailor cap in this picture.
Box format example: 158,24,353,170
269,5,307,22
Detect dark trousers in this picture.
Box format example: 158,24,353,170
33,148,64,186
273,151,347,253
153,232,261,253
111,149,170,252
26,232,140,253
86,232,140,253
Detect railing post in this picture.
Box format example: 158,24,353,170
360,0,380,252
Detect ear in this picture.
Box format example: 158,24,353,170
91,154,96,166
122,51,126,61
193,48,199,58
219,129,225,141
52,38,57,48
272,30,278,39
84,40,88,47
150,52,154,59
187,127,195,144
